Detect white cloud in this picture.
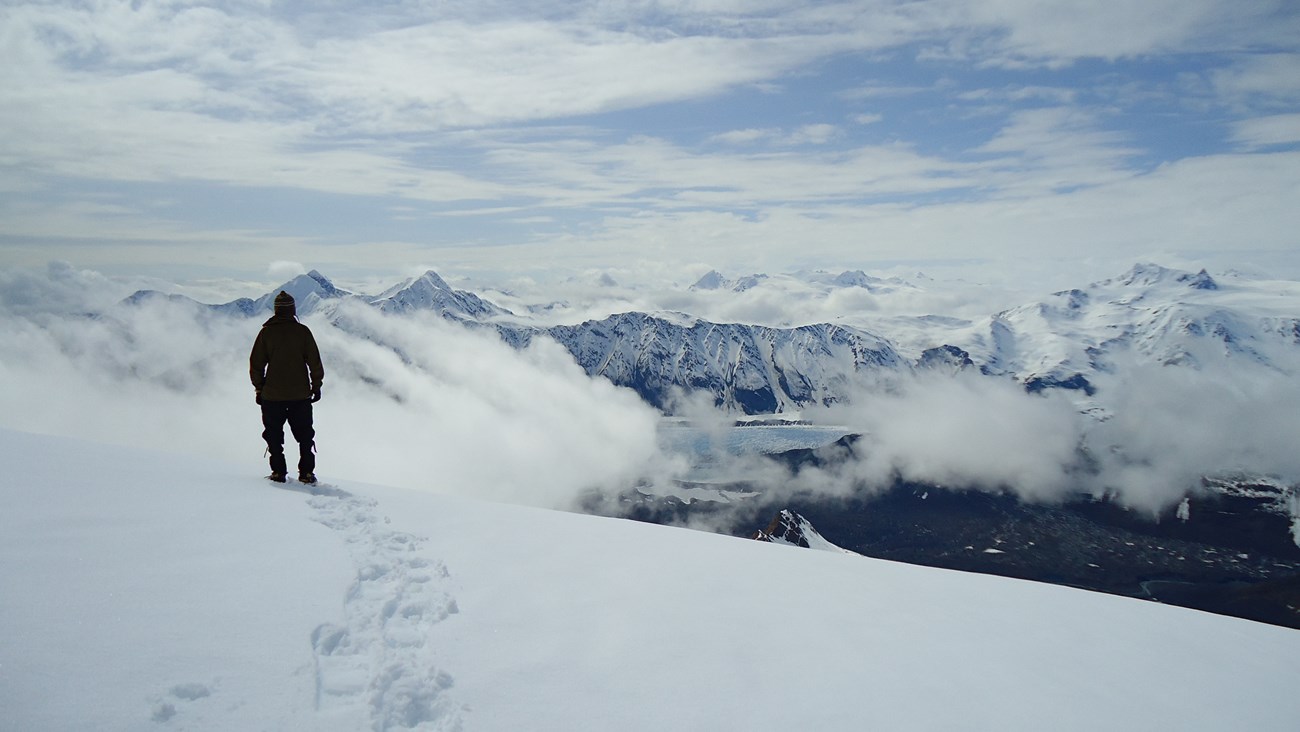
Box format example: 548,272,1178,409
810,371,1085,502
710,128,776,145
1231,113,1300,149
268,261,308,279
1087,353,1300,512
952,0,1293,66
708,124,840,147
973,107,1139,192
1,0,1297,284
956,85,1077,105
1211,53,1300,105
0,282,668,509
789,123,840,145
0,262,140,315
751,345,1300,514
539,138,1300,271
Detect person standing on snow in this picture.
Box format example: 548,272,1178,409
250,290,324,484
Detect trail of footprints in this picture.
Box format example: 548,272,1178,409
306,488,464,731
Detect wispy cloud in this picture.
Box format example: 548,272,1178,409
942,0,1296,67
1232,113,1300,149
0,270,666,508
1,1,1298,281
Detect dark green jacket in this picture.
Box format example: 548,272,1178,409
250,315,324,402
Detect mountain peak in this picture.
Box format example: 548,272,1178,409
252,270,349,313
691,270,728,291
1116,262,1177,287
372,270,506,319
689,270,768,292
732,274,767,292
1109,263,1220,291
833,270,876,288
752,510,853,553
1179,268,1219,290
416,270,453,292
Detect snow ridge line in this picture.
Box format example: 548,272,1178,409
305,488,463,731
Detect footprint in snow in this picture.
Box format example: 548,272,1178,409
305,489,463,731
149,682,213,724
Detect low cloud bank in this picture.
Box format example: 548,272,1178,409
0,272,664,509
1084,357,1300,511
3,264,1298,519
807,372,1087,502
710,359,1300,517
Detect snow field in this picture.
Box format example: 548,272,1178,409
3,427,1300,731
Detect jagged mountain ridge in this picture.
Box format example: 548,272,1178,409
752,509,854,554
124,269,922,413
955,263,1300,398
689,270,768,292
372,271,507,319
526,312,904,413
124,269,503,322
120,263,1300,415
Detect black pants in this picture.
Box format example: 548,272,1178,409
261,400,315,475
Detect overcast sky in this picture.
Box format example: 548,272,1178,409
3,0,1299,293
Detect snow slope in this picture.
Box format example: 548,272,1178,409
4,428,1300,731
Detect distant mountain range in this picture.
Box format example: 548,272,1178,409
124,263,1300,415
958,263,1300,397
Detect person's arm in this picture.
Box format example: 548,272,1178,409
305,328,324,397
249,331,268,397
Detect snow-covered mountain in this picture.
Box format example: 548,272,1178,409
122,270,357,318
951,263,1300,397
370,270,507,320
119,262,1300,416
520,312,906,413
121,288,259,317
812,268,921,293
124,269,511,322
531,263,1300,413
249,269,358,315
124,269,922,414
691,268,918,294
752,509,854,553
689,269,768,292
6,427,1300,731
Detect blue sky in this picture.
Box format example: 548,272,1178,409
2,0,1299,292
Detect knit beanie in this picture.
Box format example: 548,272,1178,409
274,290,296,316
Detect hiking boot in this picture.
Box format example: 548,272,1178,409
268,472,287,483
298,472,318,485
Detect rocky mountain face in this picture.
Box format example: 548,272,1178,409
536,263,1299,414
752,509,852,553
525,314,905,413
